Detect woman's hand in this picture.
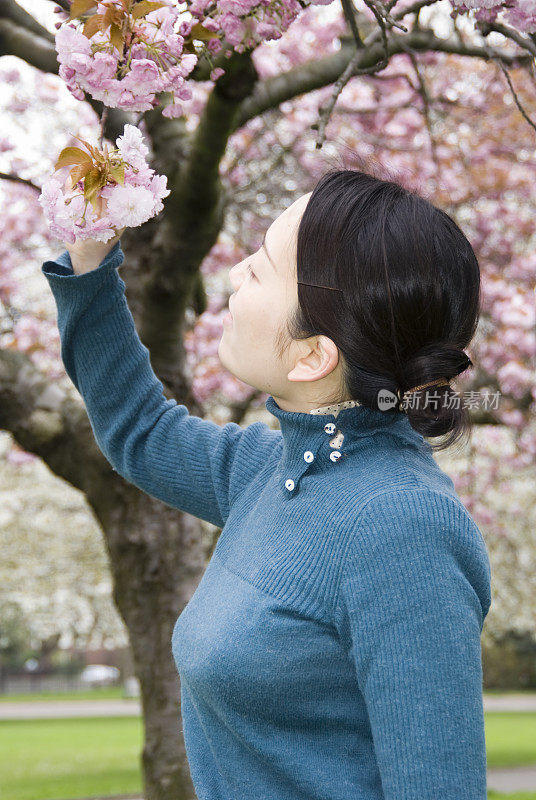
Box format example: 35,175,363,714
64,226,127,275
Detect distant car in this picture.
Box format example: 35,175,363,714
123,676,140,698
80,664,120,686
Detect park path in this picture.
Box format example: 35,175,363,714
2,691,536,720
0,698,141,719
483,692,536,711
487,765,536,792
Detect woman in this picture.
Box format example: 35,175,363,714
42,168,492,799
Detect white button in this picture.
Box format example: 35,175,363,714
285,479,295,491
324,422,336,434
303,451,314,463
329,451,342,462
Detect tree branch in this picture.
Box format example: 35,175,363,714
314,0,394,147
340,0,365,49
476,18,536,57
0,347,117,495
488,54,536,134
139,109,191,180
0,172,40,192
234,27,532,131
0,11,134,145
406,50,440,165
0,17,58,72
164,50,259,250
1,0,55,43
44,0,70,11
385,0,444,21
129,52,259,393
88,99,135,144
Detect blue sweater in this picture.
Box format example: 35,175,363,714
42,242,492,800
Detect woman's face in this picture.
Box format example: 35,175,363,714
218,192,345,412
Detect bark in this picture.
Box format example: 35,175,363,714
95,483,206,800
0,16,58,71
119,52,258,398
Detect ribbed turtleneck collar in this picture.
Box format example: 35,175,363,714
264,395,423,498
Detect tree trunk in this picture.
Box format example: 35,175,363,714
0,340,213,799
89,474,210,800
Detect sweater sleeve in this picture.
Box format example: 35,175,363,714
41,242,280,528
335,488,492,800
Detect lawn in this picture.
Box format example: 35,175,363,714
488,795,536,800
0,717,143,800
0,686,129,702
486,713,536,767
0,712,535,800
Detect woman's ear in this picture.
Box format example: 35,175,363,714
287,337,340,383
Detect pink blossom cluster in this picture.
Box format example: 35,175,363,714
55,1,198,116
54,0,336,113
38,125,170,244
183,0,334,55
450,0,536,33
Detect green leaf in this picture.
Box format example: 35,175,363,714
82,14,105,39
70,0,98,19
71,135,99,160
131,1,167,20
188,22,221,41
110,22,124,53
68,163,93,185
83,168,105,202
54,147,93,171
182,41,198,55
110,164,125,185
102,6,116,28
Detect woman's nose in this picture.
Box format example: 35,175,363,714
229,262,244,290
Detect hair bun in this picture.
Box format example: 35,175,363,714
400,344,473,447
402,344,472,390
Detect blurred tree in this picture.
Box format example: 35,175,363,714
0,598,33,687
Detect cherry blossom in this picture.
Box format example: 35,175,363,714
38,124,170,243
53,1,199,114
53,0,345,113
450,0,536,32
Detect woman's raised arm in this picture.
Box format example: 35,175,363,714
41,241,280,528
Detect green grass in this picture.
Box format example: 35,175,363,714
0,686,132,702
486,713,536,767
0,712,535,800
0,717,143,800
488,795,536,799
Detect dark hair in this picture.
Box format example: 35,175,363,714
275,168,480,453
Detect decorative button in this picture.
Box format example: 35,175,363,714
324,422,336,434
285,479,295,491
329,430,345,448
329,451,342,462
303,451,314,463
